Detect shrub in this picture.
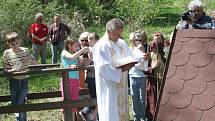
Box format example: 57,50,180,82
115,0,161,32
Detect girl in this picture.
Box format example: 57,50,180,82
148,32,166,106
60,37,90,119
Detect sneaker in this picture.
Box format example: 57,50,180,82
79,110,88,121
87,113,94,121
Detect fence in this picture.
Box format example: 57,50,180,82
0,64,96,121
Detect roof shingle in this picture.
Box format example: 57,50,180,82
155,29,215,121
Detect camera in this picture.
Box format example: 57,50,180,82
181,10,195,21
83,53,89,58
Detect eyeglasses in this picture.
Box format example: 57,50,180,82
135,39,142,42
81,40,88,42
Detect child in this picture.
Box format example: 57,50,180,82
79,32,99,121
2,32,36,121
147,32,166,108
60,37,90,119
129,31,148,121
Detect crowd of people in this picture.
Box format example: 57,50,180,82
2,0,215,121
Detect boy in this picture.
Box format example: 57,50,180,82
2,32,36,121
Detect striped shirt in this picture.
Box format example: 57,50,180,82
2,47,35,80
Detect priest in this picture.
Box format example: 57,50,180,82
93,18,133,121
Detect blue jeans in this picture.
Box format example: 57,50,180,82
51,41,64,63
9,78,28,121
32,43,47,64
129,76,147,121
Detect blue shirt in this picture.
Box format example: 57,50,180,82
61,50,79,79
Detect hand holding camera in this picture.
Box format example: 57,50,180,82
181,10,196,24
81,47,90,58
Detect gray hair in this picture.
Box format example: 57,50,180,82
79,32,89,41
54,14,61,18
188,0,203,10
35,13,43,20
106,18,124,32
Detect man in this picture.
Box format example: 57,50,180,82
49,14,71,63
176,0,212,29
29,13,49,64
211,11,215,29
78,32,90,89
79,32,90,48
93,18,133,121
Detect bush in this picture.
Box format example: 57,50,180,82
115,0,161,32
0,0,65,43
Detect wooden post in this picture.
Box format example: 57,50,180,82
79,70,87,88
62,72,73,121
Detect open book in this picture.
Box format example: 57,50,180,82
115,56,138,68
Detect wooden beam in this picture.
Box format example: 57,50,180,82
0,65,93,77
28,63,60,68
0,99,97,114
0,88,89,102
62,71,73,121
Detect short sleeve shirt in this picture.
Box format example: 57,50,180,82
30,23,48,45
2,47,35,80
61,50,79,79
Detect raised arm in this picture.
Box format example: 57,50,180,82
63,47,90,60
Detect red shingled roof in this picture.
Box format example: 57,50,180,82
155,29,215,121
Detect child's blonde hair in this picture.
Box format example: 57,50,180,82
5,32,18,43
88,32,99,41
64,37,78,51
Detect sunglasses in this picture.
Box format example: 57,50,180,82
81,40,88,42
135,39,142,42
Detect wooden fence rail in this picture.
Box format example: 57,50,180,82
0,98,97,114
0,89,89,102
0,65,93,77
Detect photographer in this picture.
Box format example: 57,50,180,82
211,11,215,29
176,0,212,29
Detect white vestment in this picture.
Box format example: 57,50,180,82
93,32,131,121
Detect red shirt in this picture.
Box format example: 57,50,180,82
30,23,48,45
